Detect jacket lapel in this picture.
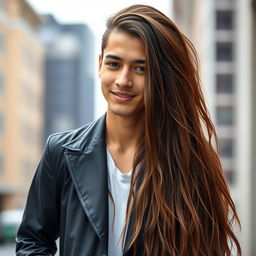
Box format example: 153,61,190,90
62,115,109,252
61,114,140,255
123,210,135,255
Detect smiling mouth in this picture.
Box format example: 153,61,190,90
111,91,136,98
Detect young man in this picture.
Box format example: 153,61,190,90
16,5,241,256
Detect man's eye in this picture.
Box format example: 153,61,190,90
134,66,145,72
106,62,120,68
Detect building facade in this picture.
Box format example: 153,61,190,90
172,0,256,254
0,0,44,211
39,15,95,142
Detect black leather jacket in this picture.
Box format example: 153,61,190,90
16,114,136,256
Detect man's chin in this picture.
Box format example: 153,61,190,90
108,109,131,117
107,108,144,119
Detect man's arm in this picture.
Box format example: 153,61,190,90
16,136,60,256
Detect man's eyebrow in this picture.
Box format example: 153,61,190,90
105,54,146,64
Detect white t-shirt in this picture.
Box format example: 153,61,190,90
107,150,132,256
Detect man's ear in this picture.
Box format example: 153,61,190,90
98,54,103,78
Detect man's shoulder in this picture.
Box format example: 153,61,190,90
47,123,91,148
46,114,106,154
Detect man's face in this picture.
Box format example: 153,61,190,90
99,29,146,118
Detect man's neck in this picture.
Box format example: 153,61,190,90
105,111,144,173
106,111,144,152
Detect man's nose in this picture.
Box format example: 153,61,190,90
115,69,132,87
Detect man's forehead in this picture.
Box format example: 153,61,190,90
104,30,145,51
103,32,146,62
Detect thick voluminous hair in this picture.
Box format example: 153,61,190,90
102,5,241,256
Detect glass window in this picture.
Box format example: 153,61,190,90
0,112,4,134
216,74,234,93
216,42,234,61
216,106,234,125
220,138,234,158
0,152,3,176
0,31,5,53
224,169,235,185
0,72,5,96
22,44,38,74
216,10,234,30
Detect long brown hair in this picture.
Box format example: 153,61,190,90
102,5,241,255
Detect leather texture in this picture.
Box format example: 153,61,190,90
16,114,137,256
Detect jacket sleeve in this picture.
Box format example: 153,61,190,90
16,135,60,256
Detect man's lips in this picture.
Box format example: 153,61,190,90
110,90,136,102
110,90,136,98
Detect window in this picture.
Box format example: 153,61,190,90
0,112,4,134
220,138,234,158
216,10,234,30
216,42,234,61
0,31,5,53
22,44,38,73
216,74,234,93
224,169,235,185
216,106,234,125
0,72,5,96
0,152,4,176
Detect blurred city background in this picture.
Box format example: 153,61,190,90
0,0,255,255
